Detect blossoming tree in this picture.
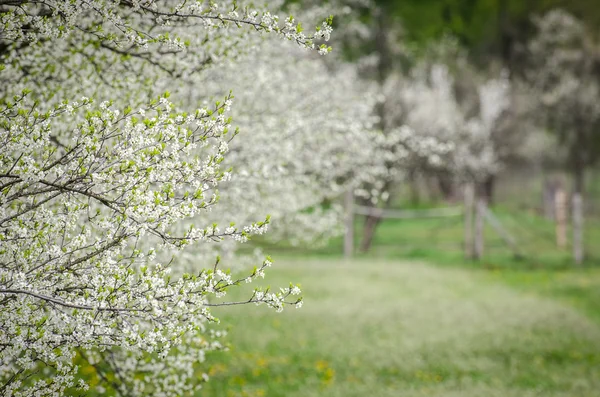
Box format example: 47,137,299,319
527,9,600,264
0,1,347,395
187,37,381,260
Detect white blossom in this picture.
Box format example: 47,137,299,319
0,1,337,395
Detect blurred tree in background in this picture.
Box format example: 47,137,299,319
295,0,600,261
368,0,600,68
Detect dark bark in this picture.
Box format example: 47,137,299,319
359,213,382,253
482,175,496,206
438,176,456,202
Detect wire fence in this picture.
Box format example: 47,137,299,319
344,168,600,266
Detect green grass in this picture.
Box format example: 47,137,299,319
489,269,600,324
202,259,600,397
202,203,600,396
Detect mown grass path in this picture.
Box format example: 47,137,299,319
202,259,600,397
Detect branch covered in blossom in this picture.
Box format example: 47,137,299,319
0,0,333,53
0,0,344,394
0,88,305,395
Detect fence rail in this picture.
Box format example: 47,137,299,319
353,205,463,219
345,187,517,260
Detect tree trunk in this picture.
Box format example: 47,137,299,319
464,182,475,259
360,213,381,253
438,176,455,202
344,189,354,259
572,166,584,265
483,175,496,206
474,197,486,260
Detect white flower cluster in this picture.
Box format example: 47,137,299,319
180,37,381,254
0,90,302,395
380,62,512,184
0,1,342,395
0,0,332,53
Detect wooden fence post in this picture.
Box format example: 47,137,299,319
554,185,567,249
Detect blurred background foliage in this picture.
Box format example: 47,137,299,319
349,0,600,65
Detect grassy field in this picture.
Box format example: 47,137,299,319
202,202,600,396
202,258,600,397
